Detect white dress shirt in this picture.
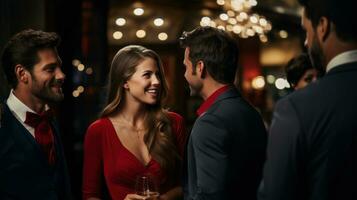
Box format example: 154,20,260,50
6,91,37,137
326,50,357,72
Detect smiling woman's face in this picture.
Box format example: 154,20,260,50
124,57,161,105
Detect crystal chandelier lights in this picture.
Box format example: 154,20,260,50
200,0,272,42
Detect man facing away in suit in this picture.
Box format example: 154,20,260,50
0,29,71,199
179,26,267,200
258,0,357,199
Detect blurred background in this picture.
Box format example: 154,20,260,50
1,0,305,199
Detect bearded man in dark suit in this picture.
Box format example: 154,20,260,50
258,0,357,199
0,29,71,200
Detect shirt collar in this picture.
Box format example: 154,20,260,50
196,85,231,116
6,90,37,123
326,50,357,72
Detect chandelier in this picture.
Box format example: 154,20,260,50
200,0,272,42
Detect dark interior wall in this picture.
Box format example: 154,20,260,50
51,1,109,198
0,0,46,47
0,0,46,99
51,0,82,198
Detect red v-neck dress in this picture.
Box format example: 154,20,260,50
82,112,186,200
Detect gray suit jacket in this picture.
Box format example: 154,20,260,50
184,87,267,200
259,62,357,200
0,104,71,200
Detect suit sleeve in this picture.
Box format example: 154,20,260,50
82,121,105,200
191,114,229,200
258,98,302,200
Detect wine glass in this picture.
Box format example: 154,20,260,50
135,174,160,200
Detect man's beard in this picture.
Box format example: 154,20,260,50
32,78,64,103
309,36,326,77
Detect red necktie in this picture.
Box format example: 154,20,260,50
24,110,56,166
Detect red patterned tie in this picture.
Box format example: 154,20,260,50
24,110,56,166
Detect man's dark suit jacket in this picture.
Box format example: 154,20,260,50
259,62,357,200
0,104,71,200
184,87,267,200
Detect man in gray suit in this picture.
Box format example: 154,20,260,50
180,26,267,200
258,0,357,199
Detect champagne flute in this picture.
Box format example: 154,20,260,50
135,174,160,200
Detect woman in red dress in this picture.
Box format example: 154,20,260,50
82,45,186,200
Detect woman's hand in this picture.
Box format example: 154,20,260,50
158,194,169,200
158,187,182,200
124,193,148,200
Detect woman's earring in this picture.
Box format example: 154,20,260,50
124,83,129,90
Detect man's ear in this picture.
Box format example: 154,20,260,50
15,64,29,83
317,16,331,42
196,61,206,79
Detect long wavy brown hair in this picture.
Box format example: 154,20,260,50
101,45,181,187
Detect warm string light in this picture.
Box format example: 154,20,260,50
72,85,85,98
133,8,144,16
203,0,272,41
250,75,290,90
113,31,123,40
136,30,146,38
71,59,93,98
251,76,265,90
158,32,168,41
112,4,168,41
115,18,126,26
154,18,164,26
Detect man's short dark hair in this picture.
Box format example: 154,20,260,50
179,26,239,84
298,0,357,42
1,29,60,88
285,53,313,87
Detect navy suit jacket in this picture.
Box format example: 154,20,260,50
184,87,267,200
259,62,357,200
0,104,71,200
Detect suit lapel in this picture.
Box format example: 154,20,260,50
50,119,63,169
2,104,50,166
